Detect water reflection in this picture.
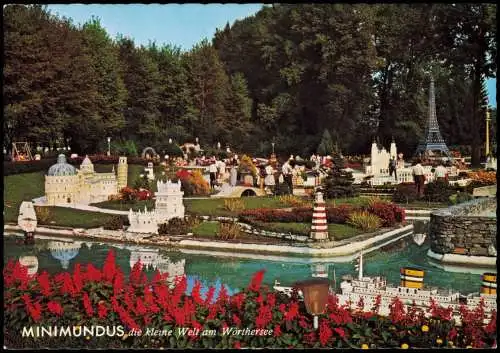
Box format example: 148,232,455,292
3,233,495,295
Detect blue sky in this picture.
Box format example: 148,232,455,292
47,4,496,107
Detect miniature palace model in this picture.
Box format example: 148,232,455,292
127,179,185,234
274,252,496,323
44,155,128,205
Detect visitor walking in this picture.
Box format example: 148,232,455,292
388,156,397,181
259,165,266,190
282,158,294,195
230,163,238,187
434,163,448,182
209,159,218,189
264,164,275,194
412,160,425,197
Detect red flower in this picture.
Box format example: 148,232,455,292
231,293,245,311
217,284,229,303
135,297,147,316
204,286,216,305
274,325,282,337
129,260,143,284
255,304,273,328
113,271,125,296
232,314,241,326
448,327,458,340
248,270,265,291
319,320,333,346
85,264,102,282
233,341,241,349
82,292,94,317
72,263,83,294
266,293,276,307
60,273,76,297
285,302,299,321
47,301,64,316
191,280,203,305
334,327,345,338
37,271,52,296
28,301,42,322
103,250,117,282
97,302,108,319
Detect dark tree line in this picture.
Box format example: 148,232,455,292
3,4,496,166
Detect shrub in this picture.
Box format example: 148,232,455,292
238,155,257,176
133,175,151,191
177,169,210,196
218,221,241,240
326,205,355,224
278,195,309,208
158,216,200,235
120,187,137,203
103,215,127,230
366,201,396,227
347,211,382,231
424,180,455,202
239,206,357,224
34,206,53,225
449,192,473,205
392,183,419,203
467,171,496,186
223,198,245,212
3,158,57,176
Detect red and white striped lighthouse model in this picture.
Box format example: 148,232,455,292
310,191,329,241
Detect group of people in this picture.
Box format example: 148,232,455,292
411,159,449,197
258,158,297,194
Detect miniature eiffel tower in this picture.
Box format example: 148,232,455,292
414,77,452,158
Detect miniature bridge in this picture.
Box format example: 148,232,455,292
211,185,266,198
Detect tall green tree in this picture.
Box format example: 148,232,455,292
117,37,161,148
81,17,127,141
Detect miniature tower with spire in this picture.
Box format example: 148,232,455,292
414,76,451,157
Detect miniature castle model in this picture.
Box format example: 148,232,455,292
127,179,185,234
45,154,125,205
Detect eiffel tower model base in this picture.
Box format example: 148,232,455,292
415,143,452,158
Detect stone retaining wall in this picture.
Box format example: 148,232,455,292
429,198,496,257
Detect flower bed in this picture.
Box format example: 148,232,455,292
239,203,405,227
3,253,496,349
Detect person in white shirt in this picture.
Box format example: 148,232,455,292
412,160,425,197
217,159,226,182
264,164,275,193
209,159,218,189
434,163,448,182
282,159,294,194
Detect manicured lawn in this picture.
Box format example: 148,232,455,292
324,197,370,207
4,171,45,223
192,221,218,236
184,196,289,217
252,222,362,240
38,207,117,228
91,199,155,211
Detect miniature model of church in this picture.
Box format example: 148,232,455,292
127,179,185,234
45,155,128,205
365,139,398,177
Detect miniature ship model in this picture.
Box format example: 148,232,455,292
273,252,496,323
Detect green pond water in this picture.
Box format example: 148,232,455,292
3,230,494,297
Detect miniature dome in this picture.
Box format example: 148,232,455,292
81,155,93,166
47,154,77,176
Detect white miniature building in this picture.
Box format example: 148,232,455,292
127,179,185,234
365,139,397,177
45,154,124,205
19,256,39,276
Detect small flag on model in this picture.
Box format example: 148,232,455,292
310,191,329,241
